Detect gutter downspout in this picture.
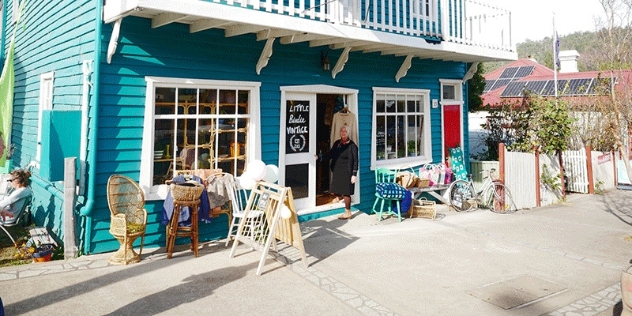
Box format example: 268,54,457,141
78,0,103,255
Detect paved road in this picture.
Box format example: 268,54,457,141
1,190,631,315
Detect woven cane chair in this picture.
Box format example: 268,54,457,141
106,175,148,265
372,168,405,222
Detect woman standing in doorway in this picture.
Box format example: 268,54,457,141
317,125,358,219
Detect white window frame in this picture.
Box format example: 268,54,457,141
35,71,54,168
141,77,262,200
439,79,463,102
371,87,432,170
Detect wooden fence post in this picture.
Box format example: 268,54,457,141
613,149,618,188
499,142,505,183
586,145,594,194
535,147,540,207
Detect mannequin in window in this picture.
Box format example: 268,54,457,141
316,125,358,220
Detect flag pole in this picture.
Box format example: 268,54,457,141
553,12,559,99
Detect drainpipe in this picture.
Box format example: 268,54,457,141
79,60,92,195
77,0,104,255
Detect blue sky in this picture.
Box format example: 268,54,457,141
488,0,605,43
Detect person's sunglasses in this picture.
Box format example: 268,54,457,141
6,178,16,182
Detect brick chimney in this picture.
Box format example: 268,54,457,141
559,50,579,73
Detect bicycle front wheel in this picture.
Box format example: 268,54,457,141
490,183,518,214
448,180,475,212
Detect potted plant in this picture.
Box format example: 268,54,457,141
407,140,417,156
32,244,55,262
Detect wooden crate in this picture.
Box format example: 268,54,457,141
410,198,436,220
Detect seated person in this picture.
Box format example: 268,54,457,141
0,169,32,224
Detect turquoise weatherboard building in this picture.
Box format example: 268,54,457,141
0,0,516,255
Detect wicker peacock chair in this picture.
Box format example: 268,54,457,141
106,175,148,265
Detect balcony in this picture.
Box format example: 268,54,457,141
104,0,516,65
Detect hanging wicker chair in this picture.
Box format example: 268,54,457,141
106,175,148,265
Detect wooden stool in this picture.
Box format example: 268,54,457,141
166,199,200,259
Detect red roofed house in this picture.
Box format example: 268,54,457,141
470,51,632,159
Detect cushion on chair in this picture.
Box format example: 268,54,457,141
375,182,406,199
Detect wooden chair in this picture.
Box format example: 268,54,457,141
372,168,405,222
0,194,32,246
224,178,264,246
106,175,147,265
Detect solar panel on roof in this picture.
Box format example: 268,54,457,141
500,81,527,97
499,67,519,79
483,79,496,93
563,78,593,95
555,79,569,95
523,80,547,95
541,80,556,96
492,79,512,90
587,77,613,95
514,66,535,79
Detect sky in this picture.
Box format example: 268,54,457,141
486,0,606,43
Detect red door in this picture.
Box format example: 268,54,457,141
443,104,461,163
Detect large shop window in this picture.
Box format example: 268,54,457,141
141,77,261,199
372,88,431,168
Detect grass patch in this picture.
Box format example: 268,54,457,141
0,225,33,267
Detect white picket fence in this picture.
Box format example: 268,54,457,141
470,146,615,210
563,148,589,194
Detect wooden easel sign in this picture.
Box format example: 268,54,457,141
228,181,307,275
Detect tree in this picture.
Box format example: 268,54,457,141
591,0,632,182
467,63,486,113
474,95,573,160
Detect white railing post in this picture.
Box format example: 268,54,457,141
439,0,448,40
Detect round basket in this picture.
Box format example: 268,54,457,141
170,182,204,201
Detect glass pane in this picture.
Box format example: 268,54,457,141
199,88,215,114
238,90,249,114
285,164,309,199
376,99,385,113
220,90,236,113
396,95,405,112
386,116,396,159
396,115,405,158
155,87,175,115
375,116,386,160
443,85,455,99
386,97,396,113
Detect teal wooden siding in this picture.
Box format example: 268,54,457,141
7,0,97,248
87,16,467,254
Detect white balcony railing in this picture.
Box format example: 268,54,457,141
220,0,513,51
104,0,514,53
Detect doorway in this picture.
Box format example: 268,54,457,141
279,85,359,214
443,103,462,163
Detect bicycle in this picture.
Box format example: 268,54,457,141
447,169,518,213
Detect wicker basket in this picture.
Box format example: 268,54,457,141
416,178,430,188
170,182,204,201
410,198,436,220
396,167,418,189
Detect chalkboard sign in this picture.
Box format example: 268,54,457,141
286,100,310,154
449,147,468,181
